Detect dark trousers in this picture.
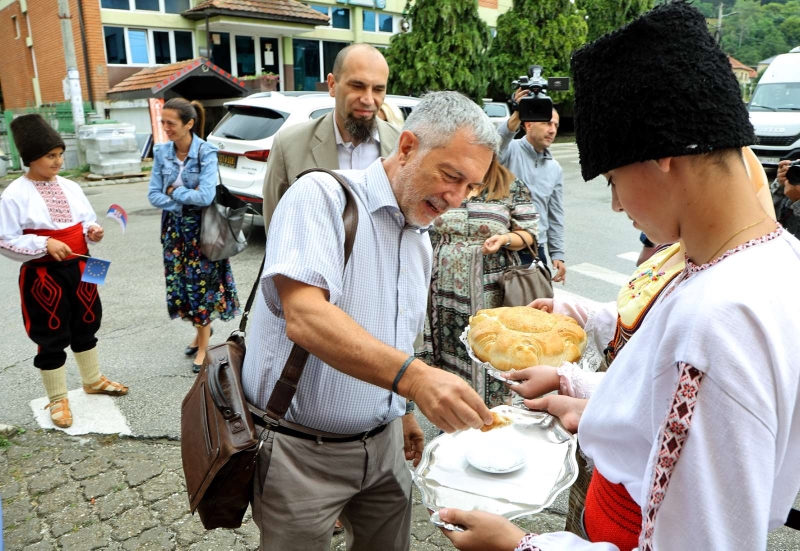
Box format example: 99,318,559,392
19,259,102,370
518,245,549,268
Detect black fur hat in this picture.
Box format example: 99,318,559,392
10,114,66,166
571,1,755,181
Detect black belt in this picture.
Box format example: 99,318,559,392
251,413,388,443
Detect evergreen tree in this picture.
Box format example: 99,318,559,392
384,0,492,103
578,0,655,42
487,0,588,104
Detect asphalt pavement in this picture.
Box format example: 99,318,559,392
1,146,798,549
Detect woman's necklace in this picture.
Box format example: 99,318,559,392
707,213,769,262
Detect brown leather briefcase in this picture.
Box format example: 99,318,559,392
180,168,359,530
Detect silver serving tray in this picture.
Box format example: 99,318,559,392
413,405,579,520
459,326,523,386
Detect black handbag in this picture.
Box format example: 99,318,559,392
180,168,359,530
501,231,554,306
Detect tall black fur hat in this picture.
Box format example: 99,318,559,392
571,1,755,181
10,114,66,166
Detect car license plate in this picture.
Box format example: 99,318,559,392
217,153,237,168
758,156,780,165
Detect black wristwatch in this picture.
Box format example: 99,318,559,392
405,400,416,415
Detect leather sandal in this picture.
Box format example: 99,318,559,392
45,398,73,428
83,375,129,396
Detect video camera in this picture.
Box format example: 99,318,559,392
787,160,800,185
511,65,570,123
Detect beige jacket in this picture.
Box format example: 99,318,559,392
261,111,401,230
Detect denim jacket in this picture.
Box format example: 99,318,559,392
147,133,218,214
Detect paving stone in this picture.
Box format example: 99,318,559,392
139,471,184,503
111,506,159,541
514,511,566,535
58,448,88,465
171,515,207,547
36,480,84,516
96,488,140,521
23,541,57,551
82,469,126,500
3,495,34,527
124,460,164,487
4,517,44,547
20,450,59,476
122,526,176,551
151,494,189,525
48,502,97,538
58,522,112,551
27,465,70,495
0,478,21,500
188,528,240,551
233,519,260,550
411,517,438,542
7,444,34,461
70,455,112,480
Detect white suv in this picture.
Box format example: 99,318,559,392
208,92,418,227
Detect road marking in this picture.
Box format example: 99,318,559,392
31,389,132,436
617,251,641,262
570,263,630,287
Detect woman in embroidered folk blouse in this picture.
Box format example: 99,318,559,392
437,4,800,551
415,157,539,407
147,99,240,373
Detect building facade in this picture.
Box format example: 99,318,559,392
0,0,512,110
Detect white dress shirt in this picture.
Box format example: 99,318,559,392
333,114,381,170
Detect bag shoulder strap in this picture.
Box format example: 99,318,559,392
508,230,540,261
257,168,359,423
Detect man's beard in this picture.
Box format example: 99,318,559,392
344,113,376,144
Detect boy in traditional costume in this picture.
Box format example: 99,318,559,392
0,114,128,429
437,3,800,550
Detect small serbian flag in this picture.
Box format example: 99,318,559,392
81,257,111,285
106,204,128,233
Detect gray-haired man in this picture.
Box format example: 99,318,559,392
242,92,497,550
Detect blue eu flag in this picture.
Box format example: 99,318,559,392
81,257,111,285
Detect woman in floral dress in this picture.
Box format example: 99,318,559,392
148,98,240,373
416,158,539,406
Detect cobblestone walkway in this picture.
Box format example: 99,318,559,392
0,430,566,551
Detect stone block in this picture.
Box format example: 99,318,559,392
188,528,240,551
71,456,112,481
59,449,88,465
27,465,70,496
20,450,58,476
124,460,163,487
4,518,44,548
151,494,189,525
171,515,206,547
110,506,158,541
48,503,97,538
82,470,126,500
96,488,140,521
139,471,183,503
36,480,83,516
58,523,112,551
3,496,33,527
0,478,21,500
122,526,176,551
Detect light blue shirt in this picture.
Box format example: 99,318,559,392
242,159,433,434
498,125,566,261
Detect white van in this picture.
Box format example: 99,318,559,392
749,47,800,169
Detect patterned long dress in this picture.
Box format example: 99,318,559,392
161,206,240,327
416,179,539,407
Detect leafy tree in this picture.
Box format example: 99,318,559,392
384,0,492,103
720,0,792,64
578,0,655,42
779,15,800,46
487,0,588,104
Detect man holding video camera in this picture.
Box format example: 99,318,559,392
772,159,800,239
497,87,567,283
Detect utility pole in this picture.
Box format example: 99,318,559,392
716,2,724,43
58,0,86,164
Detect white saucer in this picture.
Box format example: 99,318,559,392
465,443,527,474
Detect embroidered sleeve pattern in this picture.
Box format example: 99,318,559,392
639,361,705,551
0,239,46,257
557,361,605,399
514,533,542,551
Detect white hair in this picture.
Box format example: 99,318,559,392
397,91,499,155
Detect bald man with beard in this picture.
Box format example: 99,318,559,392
261,44,401,232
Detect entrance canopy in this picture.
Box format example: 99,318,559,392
106,58,248,101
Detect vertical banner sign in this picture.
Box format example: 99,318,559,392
149,98,168,144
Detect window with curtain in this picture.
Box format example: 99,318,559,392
127,29,149,63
